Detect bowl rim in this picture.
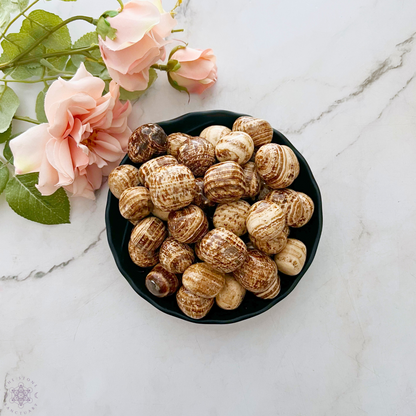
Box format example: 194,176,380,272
105,109,323,324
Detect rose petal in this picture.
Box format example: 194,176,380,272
175,58,215,81
106,65,150,92
172,47,204,62
86,164,103,190
170,72,215,94
93,132,124,161
100,35,161,74
10,124,51,174
45,64,104,120
103,1,161,51
46,138,75,186
36,155,59,196
152,12,177,39
68,136,89,169
64,173,95,200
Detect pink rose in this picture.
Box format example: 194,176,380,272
10,64,132,199
99,0,177,92
169,47,217,94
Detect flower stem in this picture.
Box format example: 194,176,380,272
13,116,41,125
0,0,40,40
116,0,124,11
170,0,183,16
0,45,99,71
151,64,169,71
39,59,75,75
1,76,72,83
0,16,95,71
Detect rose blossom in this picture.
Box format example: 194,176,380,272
99,0,177,92
169,47,217,94
10,63,132,199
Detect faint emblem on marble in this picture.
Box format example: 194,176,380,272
10,382,33,408
4,375,39,414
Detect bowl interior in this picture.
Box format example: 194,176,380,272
105,110,323,324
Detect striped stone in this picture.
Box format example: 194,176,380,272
193,177,216,210
182,262,226,298
200,125,231,147
195,228,247,273
246,200,286,241
177,136,216,177
255,143,299,189
215,131,254,165
145,264,179,297
128,123,167,163
249,232,287,255
119,186,153,223
166,132,192,158
108,164,141,199
256,275,281,299
213,200,251,236
138,155,178,188
129,216,167,254
168,205,209,244
274,238,307,276
148,164,196,212
159,237,195,274
242,162,261,199
215,274,246,310
293,192,314,228
203,161,246,203
265,188,301,226
232,116,273,147
233,249,277,293
128,243,159,268
176,286,214,319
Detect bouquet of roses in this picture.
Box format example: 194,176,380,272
0,0,217,224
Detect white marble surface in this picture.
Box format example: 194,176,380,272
1,0,416,414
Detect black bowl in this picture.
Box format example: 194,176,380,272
105,110,323,324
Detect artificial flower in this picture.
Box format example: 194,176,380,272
169,47,217,94
10,64,132,199
99,0,177,92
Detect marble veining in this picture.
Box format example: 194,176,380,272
1,0,416,415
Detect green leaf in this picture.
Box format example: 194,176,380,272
166,59,180,72
167,73,190,97
118,68,158,101
0,5,12,33
17,0,29,10
0,163,9,195
0,35,42,79
21,10,71,51
0,85,20,133
5,172,70,224
0,10,71,79
35,86,49,123
72,32,104,75
102,10,119,18
96,16,117,41
0,124,12,143
65,58,78,73
0,0,27,32
43,54,68,76
3,138,14,164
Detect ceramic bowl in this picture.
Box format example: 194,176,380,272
105,110,323,324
